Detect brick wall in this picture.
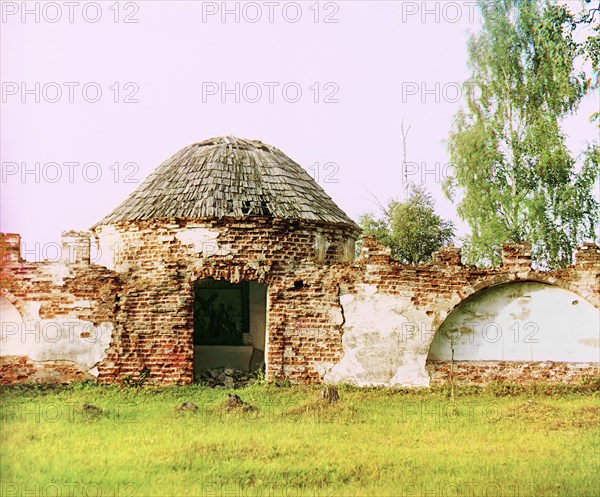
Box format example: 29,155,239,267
0,232,121,385
1,229,598,386
92,218,357,384
427,361,599,385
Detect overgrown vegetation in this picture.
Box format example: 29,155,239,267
359,184,455,263
1,382,598,497
445,0,600,268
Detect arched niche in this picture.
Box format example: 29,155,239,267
428,281,599,362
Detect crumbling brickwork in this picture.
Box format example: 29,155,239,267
4,135,596,387
1,229,598,387
427,361,599,385
323,239,598,386
0,233,121,385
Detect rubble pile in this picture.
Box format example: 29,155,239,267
196,367,258,388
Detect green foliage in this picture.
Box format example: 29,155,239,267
122,367,151,387
445,0,600,268
359,185,455,264
247,368,267,387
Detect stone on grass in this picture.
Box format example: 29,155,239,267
82,404,102,415
175,401,198,412
320,385,340,403
224,394,258,413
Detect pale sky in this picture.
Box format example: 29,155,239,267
1,0,598,260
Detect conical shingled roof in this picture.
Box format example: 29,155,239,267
93,136,359,230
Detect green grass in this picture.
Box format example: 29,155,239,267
1,382,599,497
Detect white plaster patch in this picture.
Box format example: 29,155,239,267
389,352,429,387
359,284,378,297
0,297,113,374
49,263,70,286
315,361,335,377
325,287,433,387
176,228,231,257
95,226,123,271
20,301,42,321
428,282,600,363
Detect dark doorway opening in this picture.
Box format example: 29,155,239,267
193,279,267,377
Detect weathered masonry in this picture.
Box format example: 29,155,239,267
1,137,598,386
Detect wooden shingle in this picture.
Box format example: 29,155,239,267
93,136,359,230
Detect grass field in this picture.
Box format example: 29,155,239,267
1,381,599,497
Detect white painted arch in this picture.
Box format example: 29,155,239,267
428,281,599,363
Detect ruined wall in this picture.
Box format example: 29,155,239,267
427,281,599,362
325,239,599,387
426,361,597,386
0,232,121,385
2,226,598,387
91,218,356,384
